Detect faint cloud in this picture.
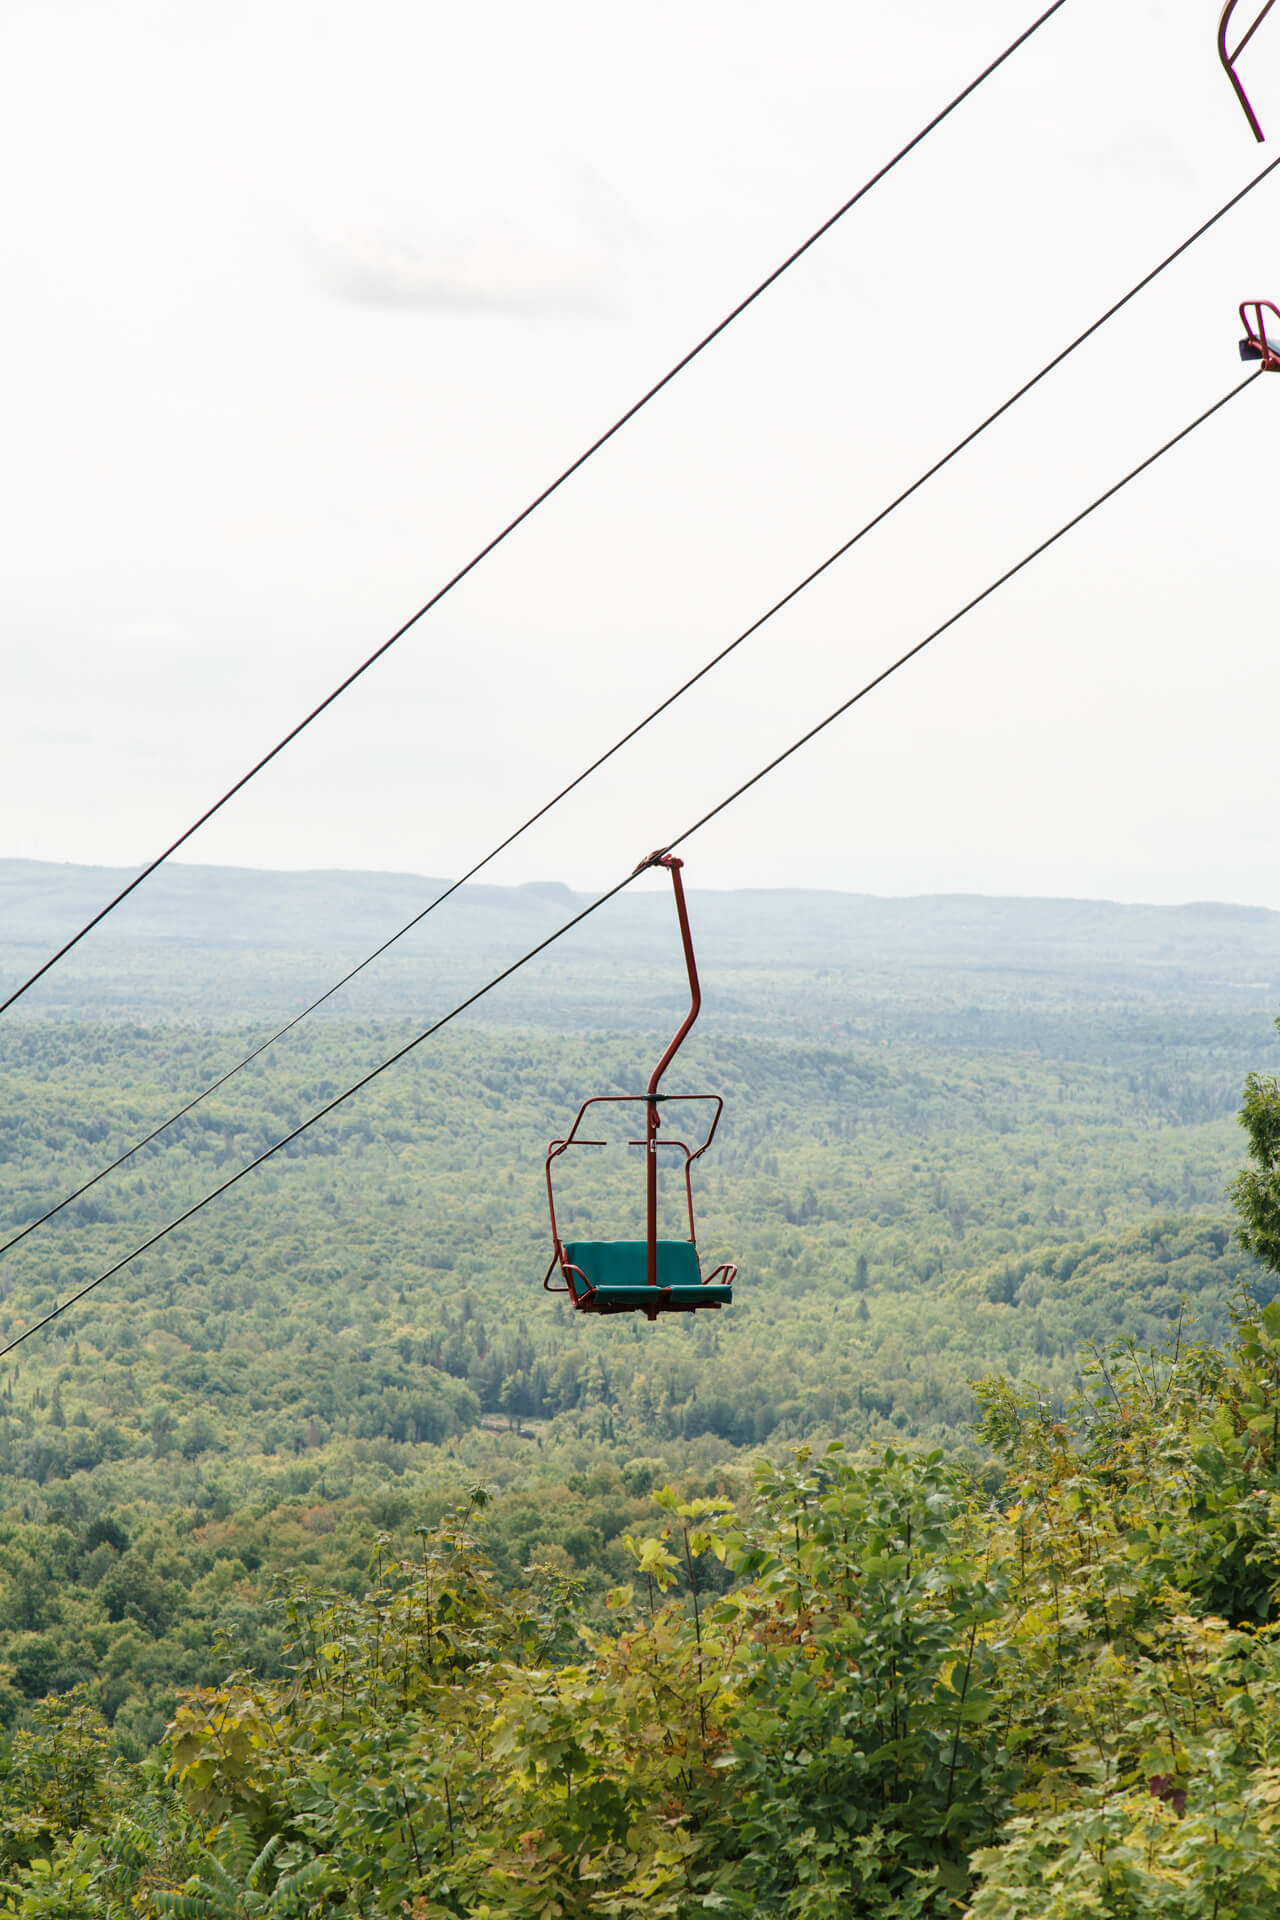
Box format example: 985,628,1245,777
296,176,622,316
65,31,136,77
1062,125,1199,196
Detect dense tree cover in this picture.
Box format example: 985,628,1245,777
2,881,1279,1910
1231,1033,1280,1273
1,1013,1262,1491
0,1467,748,1757
1,990,1275,1765
8,1297,1280,1914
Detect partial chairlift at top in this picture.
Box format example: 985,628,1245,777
544,853,737,1321
1220,0,1277,140
1239,298,1280,367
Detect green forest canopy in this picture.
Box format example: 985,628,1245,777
3,864,1280,1911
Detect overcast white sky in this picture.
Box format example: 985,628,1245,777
3,0,1279,910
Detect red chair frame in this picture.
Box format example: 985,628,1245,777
1239,299,1280,369
544,1094,737,1312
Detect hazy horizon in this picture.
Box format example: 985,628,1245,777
5,850,1280,920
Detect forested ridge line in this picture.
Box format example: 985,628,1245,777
4,859,1279,965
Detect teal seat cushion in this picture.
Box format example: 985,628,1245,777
562,1240,730,1307
565,1240,700,1288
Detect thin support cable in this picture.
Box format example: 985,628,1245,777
0,368,1260,1361
5,154,1276,1263
0,1,1071,1017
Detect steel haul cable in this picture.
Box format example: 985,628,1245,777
0,366,1263,1360
0,3,1070,1018
4,156,1277,1265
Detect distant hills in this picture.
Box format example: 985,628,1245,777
3,858,1279,1037
3,857,1279,972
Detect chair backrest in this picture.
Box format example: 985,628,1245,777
563,1240,701,1290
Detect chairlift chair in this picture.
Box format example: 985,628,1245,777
543,854,737,1321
